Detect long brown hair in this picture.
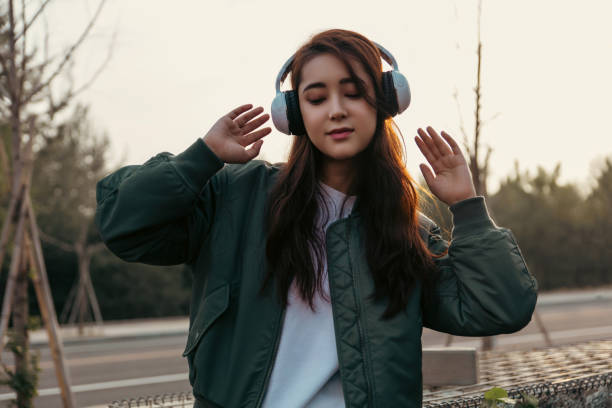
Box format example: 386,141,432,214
262,29,438,319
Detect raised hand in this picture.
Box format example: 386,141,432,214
202,104,272,164
414,126,477,206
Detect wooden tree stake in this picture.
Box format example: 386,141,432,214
25,195,76,408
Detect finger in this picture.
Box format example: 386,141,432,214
440,131,462,156
426,126,452,157
242,127,272,146
244,139,264,160
419,163,436,187
226,116,241,133
240,113,270,135
417,128,442,159
228,104,254,120
414,135,440,172
235,106,264,127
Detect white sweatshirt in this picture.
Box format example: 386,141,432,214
262,182,356,408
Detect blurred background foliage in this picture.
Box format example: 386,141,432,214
421,158,612,293
1,105,190,321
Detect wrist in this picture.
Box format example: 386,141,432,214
447,192,477,207
201,136,224,162
449,196,495,237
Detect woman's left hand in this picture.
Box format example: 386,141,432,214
414,127,477,206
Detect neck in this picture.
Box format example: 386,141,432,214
320,159,357,195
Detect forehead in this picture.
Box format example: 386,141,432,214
298,53,371,93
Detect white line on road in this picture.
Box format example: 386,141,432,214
2,325,610,402
0,373,189,401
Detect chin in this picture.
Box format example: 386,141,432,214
324,151,361,162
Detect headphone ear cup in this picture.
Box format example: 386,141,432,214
382,71,411,117
271,92,290,135
285,90,306,136
382,72,399,117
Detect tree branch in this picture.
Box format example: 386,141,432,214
23,114,35,167
8,0,23,191
19,0,27,104
70,28,115,98
47,26,115,118
0,51,9,80
452,87,470,155
0,135,9,186
14,0,53,42
37,229,74,253
481,112,501,128
87,242,105,255
484,145,492,173
23,0,107,104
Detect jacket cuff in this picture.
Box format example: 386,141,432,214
449,196,495,237
172,138,224,194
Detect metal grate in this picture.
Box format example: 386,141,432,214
108,392,194,408
423,340,612,407
423,374,611,407
107,341,612,407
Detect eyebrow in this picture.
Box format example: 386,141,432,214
302,77,358,93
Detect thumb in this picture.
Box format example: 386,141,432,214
245,139,264,161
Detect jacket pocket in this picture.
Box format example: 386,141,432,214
183,283,230,357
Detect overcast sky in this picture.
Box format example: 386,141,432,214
45,0,612,194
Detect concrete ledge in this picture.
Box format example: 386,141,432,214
423,347,479,386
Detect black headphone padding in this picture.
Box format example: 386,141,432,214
285,91,306,136
382,71,399,117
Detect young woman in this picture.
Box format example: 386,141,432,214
95,29,537,408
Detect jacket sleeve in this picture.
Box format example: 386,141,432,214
421,196,538,336
94,138,225,265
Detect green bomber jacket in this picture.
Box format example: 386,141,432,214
95,137,538,408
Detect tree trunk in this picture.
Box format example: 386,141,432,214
13,234,31,407
84,253,103,327
0,189,28,357
77,254,89,335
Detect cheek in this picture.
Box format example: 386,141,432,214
301,107,323,136
359,106,378,137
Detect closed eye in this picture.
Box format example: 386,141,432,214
308,98,325,105
308,94,361,105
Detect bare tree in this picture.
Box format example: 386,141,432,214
445,0,498,351
445,0,549,352
452,0,499,198
0,1,110,406
39,229,106,331
33,104,112,334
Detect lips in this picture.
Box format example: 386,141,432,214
327,127,354,135
327,127,354,140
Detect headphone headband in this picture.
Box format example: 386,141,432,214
271,39,410,135
275,41,399,93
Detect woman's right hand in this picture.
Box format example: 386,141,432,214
202,104,272,164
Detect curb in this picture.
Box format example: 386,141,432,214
20,289,612,347
29,328,189,348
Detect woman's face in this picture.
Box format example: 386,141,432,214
298,53,377,163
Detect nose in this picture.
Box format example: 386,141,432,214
328,94,347,120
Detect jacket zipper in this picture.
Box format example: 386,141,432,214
254,306,286,408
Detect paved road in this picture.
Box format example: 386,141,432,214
0,291,610,407
1,335,191,407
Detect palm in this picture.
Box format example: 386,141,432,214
203,104,271,164
415,127,476,206
217,117,257,160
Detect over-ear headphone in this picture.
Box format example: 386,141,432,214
270,42,411,136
